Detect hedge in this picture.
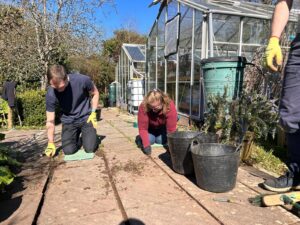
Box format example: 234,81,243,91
16,90,46,127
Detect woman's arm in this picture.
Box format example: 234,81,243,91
138,104,150,148
166,101,177,133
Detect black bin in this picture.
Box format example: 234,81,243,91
191,143,240,193
167,132,218,175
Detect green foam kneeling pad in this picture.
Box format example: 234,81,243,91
64,149,95,161
151,143,164,148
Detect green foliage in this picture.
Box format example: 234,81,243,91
249,143,287,175
0,5,44,87
0,166,15,190
102,30,147,63
0,5,23,34
0,98,9,114
0,143,20,191
17,90,46,127
66,54,115,94
0,148,20,167
0,99,9,127
202,90,279,144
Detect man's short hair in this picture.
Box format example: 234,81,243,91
47,65,67,83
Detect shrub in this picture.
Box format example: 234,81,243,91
16,90,46,127
202,90,279,144
0,99,9,127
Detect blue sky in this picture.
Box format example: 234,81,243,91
99,0,160,39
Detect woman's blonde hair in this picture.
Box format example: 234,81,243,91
143,89,171,115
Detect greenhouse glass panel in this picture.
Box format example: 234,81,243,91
166,55,176,102
167,0,178,20
243,18,269,45
213,14,240,43
241,45,263,61
148,23,157,91
165,14,180,57
212,44,239,57
192,10,203,117
178,4,192,114
158,8,166,91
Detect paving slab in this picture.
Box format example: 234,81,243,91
0,129,50,225
125,198,220,225
150,146,300,225
37,156,123,225
102,121,222,224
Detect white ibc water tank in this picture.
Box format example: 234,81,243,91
127,79,144,114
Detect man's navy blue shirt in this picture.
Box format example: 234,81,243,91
46,74,94,124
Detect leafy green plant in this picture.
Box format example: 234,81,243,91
16,90,46,127
0,166,15,190
0,98,9,128
0,144,21,191
202,90,279,144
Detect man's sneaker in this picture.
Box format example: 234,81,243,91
263,172,300,192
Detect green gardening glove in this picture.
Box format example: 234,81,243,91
265,37,283,72
44,142,56,157
87,111,97,128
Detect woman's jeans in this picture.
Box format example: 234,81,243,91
148,127,167,146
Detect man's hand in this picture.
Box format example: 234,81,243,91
87,111,97,128
265,37,283,71
44,142,56,157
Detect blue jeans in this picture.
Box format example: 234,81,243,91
148,127,167,146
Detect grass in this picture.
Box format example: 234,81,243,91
247,142,288,175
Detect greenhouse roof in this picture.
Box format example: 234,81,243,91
122,44,146,62
173,0,299,21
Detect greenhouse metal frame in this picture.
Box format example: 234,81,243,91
146,0,298,120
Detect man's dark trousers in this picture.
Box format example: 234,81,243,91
61,121,98,155
280,34,300,168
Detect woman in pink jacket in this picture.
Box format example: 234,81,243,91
137,89,177,155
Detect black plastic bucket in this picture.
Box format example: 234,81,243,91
167,132,218,175
191,143,240,193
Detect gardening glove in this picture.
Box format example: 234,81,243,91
87,111,97,129
142,146,152,155
44,142,56,157
265,37,283,72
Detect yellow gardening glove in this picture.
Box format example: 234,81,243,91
44,142,56,157
265,37,283,71
87,111,97,128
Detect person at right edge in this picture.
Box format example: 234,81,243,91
263,0,300,192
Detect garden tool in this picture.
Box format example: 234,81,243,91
213,197,243,204
250,191,300,208
262,191,300,207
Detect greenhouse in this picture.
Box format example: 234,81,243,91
115,43,146,112
146,0,299,121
